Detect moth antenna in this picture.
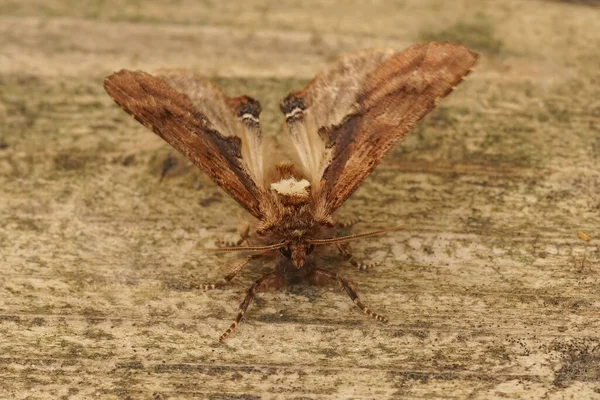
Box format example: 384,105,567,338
307,225,402,246
199,242,286,253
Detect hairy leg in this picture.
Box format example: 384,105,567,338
219,272,284,341
195,253,263,291
215,236,249,247
306,268,388,323
336,243,381,271
336,216,363,229
216,223,251,247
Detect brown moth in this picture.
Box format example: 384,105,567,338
104,41,478,341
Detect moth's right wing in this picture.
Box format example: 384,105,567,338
280,43,478,215
104,70,266,219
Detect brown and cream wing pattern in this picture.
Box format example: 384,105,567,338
282,42,478,214
104,70,266,219
280,48,396,188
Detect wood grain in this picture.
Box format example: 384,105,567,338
1,0,599,398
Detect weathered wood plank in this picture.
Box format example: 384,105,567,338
1,0,599,399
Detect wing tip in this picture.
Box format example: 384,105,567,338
104,69,146,86
428,41,480,64
103,69,131,91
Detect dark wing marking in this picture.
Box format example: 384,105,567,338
281,42,478,215
104,70,265,218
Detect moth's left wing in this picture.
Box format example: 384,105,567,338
281,42,478,215
104,70,266,219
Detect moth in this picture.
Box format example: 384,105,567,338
104,41,478,341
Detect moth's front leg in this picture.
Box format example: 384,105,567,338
215,222,251,247
195,253,263,290
306,268,388,323
336,243,381,271
336,216,363,229
219,272,284,342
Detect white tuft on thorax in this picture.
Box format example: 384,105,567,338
270,177,311,197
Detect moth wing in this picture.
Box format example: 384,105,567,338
280,48,396,188
104,70,266,219
281,42,478,215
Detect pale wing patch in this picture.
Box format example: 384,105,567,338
233,101,264,186
280,49,396,189
158,71,264,186
303,49,396,129
280,105,327,189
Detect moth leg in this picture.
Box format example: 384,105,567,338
336,216,363,229
219,272,283,342
215,223,251,247
307,268,388,323
215,237,247,247
196,253,262,291
336,243,381,271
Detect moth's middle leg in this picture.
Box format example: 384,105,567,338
219,272,284,342
306,267,388,323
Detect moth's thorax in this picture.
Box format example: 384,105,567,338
258,202,316,237
257,161,330,239
267,162,313,206
256,199,334,248
270,177,310,199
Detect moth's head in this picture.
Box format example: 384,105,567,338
279,241,315,269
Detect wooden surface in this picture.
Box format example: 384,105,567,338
1,1,599,398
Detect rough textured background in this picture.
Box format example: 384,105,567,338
1,0,599,399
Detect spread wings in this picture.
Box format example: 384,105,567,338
104,70,265,219
280,42,478,214
104,42,477,220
